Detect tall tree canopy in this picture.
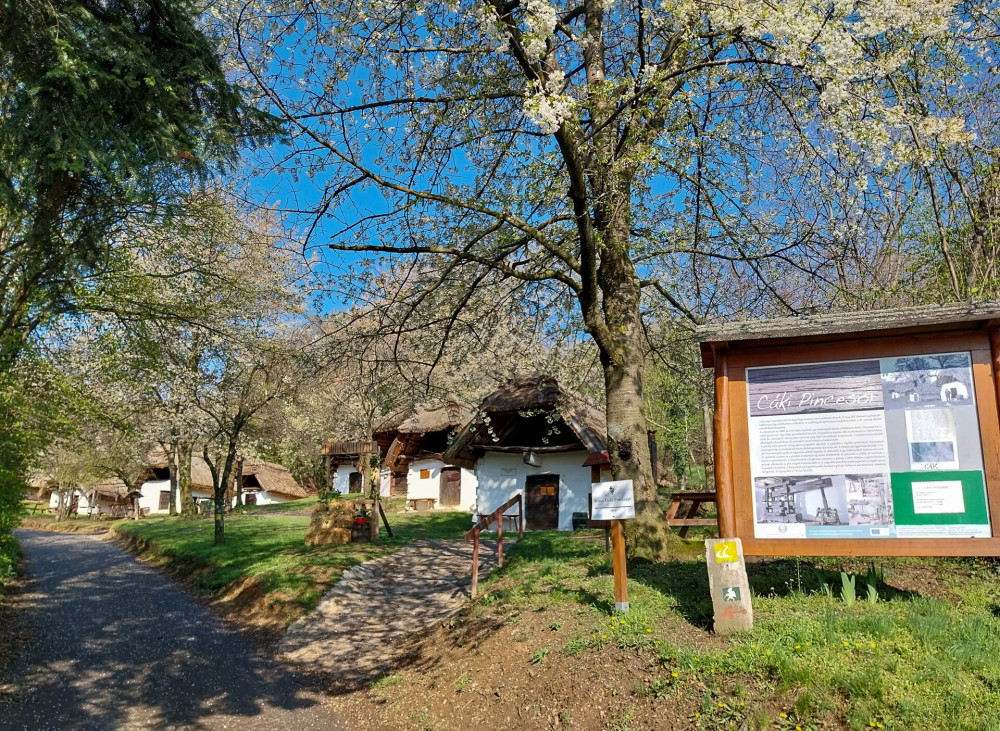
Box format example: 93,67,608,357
233,0,998,556
0,0,278,366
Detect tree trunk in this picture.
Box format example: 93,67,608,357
214,489,226,544
235,457,244,508
178,441,194,516
591,195,685,561
55,487,66,521
168,439,179,517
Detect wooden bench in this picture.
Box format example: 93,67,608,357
407,497,436,511
666,491,718,537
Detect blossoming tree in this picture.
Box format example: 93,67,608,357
231,0,997,557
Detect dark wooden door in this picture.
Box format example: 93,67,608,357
440,468,461,506
392,471,408,496
525,474,559,530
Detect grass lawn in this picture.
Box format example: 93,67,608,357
454,531,1000,731
113,502,473,635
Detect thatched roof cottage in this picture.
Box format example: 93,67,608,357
140,451,310,512
443,375,608,531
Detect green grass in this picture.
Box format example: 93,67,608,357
113,507,473,619
476,533,1000,731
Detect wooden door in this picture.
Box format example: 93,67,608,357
440,468,462,506
525,474,559,530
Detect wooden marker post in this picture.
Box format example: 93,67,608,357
705,537,753,633
592,479,636,614
610,518,628,612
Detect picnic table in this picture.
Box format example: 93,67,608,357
665,491,718,537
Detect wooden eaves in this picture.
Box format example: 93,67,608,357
697,301,1000,368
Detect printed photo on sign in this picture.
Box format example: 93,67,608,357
754,475,849,527
881,353,973,410
905,409,959,470
845,474,894,526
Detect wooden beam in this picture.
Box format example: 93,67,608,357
712,344,736,538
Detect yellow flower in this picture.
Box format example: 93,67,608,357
646,628,652,633
601,635,607,639
718,702,724,708
843,641,849,647
695,712,700,718
796,727,802,731
672,672,678,678
779,713,788,719
795,644,801,649
856,643,863,648
871,642,877,648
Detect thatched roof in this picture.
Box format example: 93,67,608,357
242,461,311,499
89,478,130,500
442,375,607,468
146,449,309,497
146,449,214,489
397,400,474,435
381,400,475,470
697,301,1000,367
373,408,410,438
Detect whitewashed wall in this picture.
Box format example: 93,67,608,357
239,490,291,507
406,458,477,510
332,466,362,494
48,488,102,514
406,458,441,501
459,467,477,511
137,478,211,514
473,451,592,531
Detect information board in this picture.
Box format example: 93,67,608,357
746,351,991,540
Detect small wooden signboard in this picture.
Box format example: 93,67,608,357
592,479,635,612
697,302,1000,557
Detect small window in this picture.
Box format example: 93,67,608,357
244,493,257,506
158,491,170,511
420,469,431,479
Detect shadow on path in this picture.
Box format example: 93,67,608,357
0,530,345,731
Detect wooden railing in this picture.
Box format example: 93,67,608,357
464,493,523,597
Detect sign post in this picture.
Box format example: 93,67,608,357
592,480,635,613
705,537,753,633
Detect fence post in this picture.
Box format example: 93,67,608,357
518,493,524,542
497,509,504,568
471,526,480,597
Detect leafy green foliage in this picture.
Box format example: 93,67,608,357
0,0,280,366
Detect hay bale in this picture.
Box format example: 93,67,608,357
304,527,351,546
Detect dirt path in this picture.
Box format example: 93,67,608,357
0,530,347,731
279,538,494,688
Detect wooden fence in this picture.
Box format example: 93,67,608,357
464,493,523,597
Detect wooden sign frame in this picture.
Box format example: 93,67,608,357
707,323,1000,557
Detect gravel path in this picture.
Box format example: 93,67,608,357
0,530,347,731
279,538,494,688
